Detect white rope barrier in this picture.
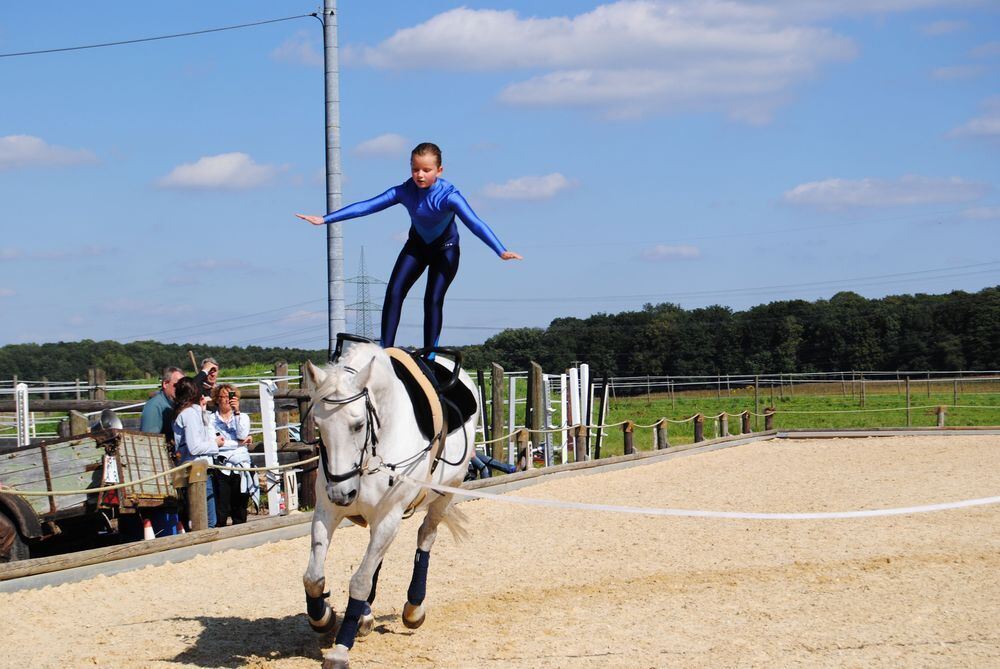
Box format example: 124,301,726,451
403,477,1000,521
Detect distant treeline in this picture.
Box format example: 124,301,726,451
2,288,997,382
0,340,326,383
461,287,1000,375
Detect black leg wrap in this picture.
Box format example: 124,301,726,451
306,591,330,622
334,596,368,650
407,549,431,605
368,560,383,605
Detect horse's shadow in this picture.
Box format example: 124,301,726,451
163,612,411,667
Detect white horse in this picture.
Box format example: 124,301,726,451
302,342,477,669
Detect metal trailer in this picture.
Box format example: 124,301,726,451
0,429,179,562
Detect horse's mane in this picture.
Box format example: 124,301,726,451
314,343,388,397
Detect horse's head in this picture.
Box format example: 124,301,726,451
306,346,394,506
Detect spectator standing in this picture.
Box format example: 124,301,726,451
193,357,219,398
172,377,223,528
211,383,258,526
139,366,184,439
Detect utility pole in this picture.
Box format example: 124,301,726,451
323,0,345,358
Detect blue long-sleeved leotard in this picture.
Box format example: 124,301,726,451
321,178,507,256
321,177,507,349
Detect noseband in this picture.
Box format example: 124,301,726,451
314,387,381,484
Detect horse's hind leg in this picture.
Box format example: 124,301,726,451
402,492,455,629
304,500,340,634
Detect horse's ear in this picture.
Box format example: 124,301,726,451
305,360,327,388
351,355,390,393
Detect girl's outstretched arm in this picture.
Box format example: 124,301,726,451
296,186,400,226
448,192,522,260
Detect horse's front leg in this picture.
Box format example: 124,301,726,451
323,510,402,669
403,491,455,629
304,497,343,633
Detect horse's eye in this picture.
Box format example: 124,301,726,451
351,422,364,433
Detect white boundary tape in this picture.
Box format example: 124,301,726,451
403,477,1000,520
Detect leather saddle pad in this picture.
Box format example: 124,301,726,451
384,348,478,440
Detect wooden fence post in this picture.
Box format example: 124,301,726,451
754,375,760,431
42,377,50,401
87,368,95,400
936,405,946,428
622,421,634,455
530,362,544,462
491,363,505,463
764,408,775,431
719,413,729,437
187,461,209,531
655,418,668,450
693,414,704,443
516,428,531,471
275,361,289,447
298,363,317,445
860,374,866,408
574,424,587,462
94,368,106,401
741,410,751,434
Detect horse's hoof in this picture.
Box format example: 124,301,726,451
402,601,426,629
321,644,350,669
308,604,338,634
357,611,375,638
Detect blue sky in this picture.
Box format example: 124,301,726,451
1,1,998,349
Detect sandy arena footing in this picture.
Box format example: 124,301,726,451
2,434,998,668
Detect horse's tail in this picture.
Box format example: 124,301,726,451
439,504,471,543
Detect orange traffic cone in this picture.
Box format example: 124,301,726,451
142,518,155,541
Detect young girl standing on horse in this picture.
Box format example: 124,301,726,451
297,142,522,349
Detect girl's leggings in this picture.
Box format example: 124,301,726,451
381,236,460,349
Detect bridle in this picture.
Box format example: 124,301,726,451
311,385,382,484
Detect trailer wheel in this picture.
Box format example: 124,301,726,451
0,509,30,562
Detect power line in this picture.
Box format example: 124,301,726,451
0,14,316,59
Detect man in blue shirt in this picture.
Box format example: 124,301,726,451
140,366,184,439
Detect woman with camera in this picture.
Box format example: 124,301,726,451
172,377,223,528
211,384,257,526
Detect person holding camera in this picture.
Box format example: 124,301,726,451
211,383,257,526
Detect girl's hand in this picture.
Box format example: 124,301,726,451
242,436,253,446
296,214,325,226
500,251,523,261
215,435,225,447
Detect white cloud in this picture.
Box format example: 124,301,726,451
157,153,281,190
948,97,1000,139
353,133,410,158
962,206,1000,221
784,175,990,208
971,41,1000,58
640,244,701,262
271,30,323,66
0,288,14,297
930,65,985,80
351,2,857,121
920,20,968,35
0,135,96,170
0,246,114,261
482,173,575,200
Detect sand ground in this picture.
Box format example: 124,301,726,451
2,435,998,669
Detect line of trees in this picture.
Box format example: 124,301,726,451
0,340,326,383
461,287,1000,375
1,287,997,382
